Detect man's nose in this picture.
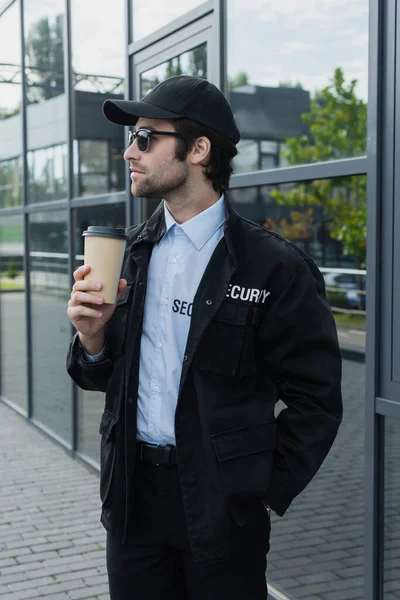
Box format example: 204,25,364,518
123,142,140,162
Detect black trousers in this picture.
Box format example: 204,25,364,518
106,457,271,600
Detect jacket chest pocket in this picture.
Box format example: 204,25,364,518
195,302,257,377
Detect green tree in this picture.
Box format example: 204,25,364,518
6,260,19,280
0,105,21,119
141,76,160,96
165,56,183,79
189,45,207,78
271,67,367,269
278,81,303,89
228,71,250,89
264,208,314,243
25,15,65,103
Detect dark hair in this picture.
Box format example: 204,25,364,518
173,118,238,195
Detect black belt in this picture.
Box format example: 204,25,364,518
136,442,178,466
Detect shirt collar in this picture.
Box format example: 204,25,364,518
162,195,226,250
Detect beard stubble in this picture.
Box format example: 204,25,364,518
131,156,189,198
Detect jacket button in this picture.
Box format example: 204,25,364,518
139,282,144,287
128,397,133,404
206,299,212,305
183,355,188,361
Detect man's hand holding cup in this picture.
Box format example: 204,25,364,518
68,266,127,355
67,226,129,356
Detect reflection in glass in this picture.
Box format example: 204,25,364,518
29,211,72,444
0,215,27,412
73,140,124,197
384,418,400,598
24,0,65,105
27,144,68,203
71,0,125,197
73,203,126,258
229,176,366,351
268,359,365,599
228,0,368,171
132,0,206,42
0,2,23,208
80,140,108,172
141,44,207,96
233,140,282,172
0,157,23,209
24,0,68,204
234,140,260,173
73,203,125,463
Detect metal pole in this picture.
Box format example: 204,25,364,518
125,0,133,227
217,0,227,95
64,0,78,453
20,0,33,419
365,0,385,595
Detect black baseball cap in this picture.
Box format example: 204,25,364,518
103,75,240,145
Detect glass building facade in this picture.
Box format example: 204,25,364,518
0,0,393,598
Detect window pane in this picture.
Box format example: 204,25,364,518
29,211,71,443
228,0,368,173
73,203,126,463
384,418,400,598
79,140,108,174
132,0,206,42
24,0,65,104
79,174,109,196
24,0,68,202
71,0,125,197
267,360,365,599
229,176,367,353
27,144,68,204
0,215,27,412
73,203,126,258
233,140,260,174
0,1,23,208
140,44,207,96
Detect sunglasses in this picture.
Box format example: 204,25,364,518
127,128,184,152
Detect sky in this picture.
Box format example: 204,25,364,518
133,0,204,41
0,0,369,113
228,0,368,100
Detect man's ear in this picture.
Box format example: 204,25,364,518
189,136,211,165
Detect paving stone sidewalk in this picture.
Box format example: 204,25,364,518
0,402,110,600
1,359,367,600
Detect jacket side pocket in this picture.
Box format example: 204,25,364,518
211,420,276,526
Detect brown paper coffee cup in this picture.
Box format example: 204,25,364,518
82,226,128,304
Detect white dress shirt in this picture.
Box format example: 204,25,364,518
86,196,226,446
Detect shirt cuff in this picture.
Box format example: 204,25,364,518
83,346,106,362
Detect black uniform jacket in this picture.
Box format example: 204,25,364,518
67,196,342,565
